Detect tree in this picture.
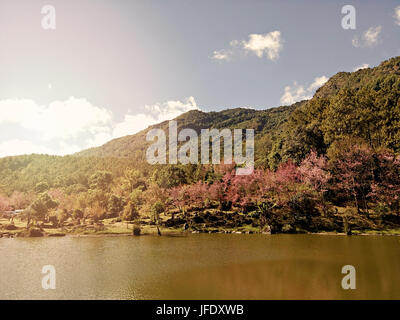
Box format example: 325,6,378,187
35,181,50,193
122,169,145,194
169,185,192,219
89,171,113,191
186,181,209,209
122,201,139,221
72,209,84,220
369,150,400,214
56,209,70,224
298,150,331,214
226,169,266,212
0,195,11,212
9,191,34,209
299,150,330,192
85,202,106,221
280,99,328,164
30,192,58,223
151,201,164,236
87,189,109,211
143,183,169,214
107,194,124,217
151,165,187,188
328,139,375,212
207,171,236,211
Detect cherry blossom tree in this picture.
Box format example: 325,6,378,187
0,195,11,212
328,143,375,212
369,151,400,214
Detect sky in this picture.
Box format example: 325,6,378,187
0,0,400,157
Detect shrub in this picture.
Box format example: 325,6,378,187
132,224,141,236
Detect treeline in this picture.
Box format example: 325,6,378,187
267,56,400,168
1,56,400,231
1,138,399,232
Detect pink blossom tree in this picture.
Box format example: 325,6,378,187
369,151,400,214
0,195,11,212
329,143,375,212
298,150,331,214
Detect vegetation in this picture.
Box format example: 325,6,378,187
1,56,400,237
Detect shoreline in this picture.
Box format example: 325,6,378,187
2,214,400,239
2,226,400,239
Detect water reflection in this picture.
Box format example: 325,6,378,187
0,234,399,299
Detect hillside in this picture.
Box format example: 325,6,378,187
273,56,400,164
315,56,400,99
1,56,400,237
0,56,400,195
0,103,301,195
76,56,400,167
75,103,302,161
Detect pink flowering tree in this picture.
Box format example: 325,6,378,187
329,143,375,213
298,150,331,214
369,151,400,214
0,195,11,212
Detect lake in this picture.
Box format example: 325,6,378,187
0,234,399,299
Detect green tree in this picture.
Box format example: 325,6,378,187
122,201,139,221
122,169,145,194
107,194,124,217
151,200,164,236
30,192,58,222
151,165,187,188
34,181,50,193
72,209,84,220
89,171,113,191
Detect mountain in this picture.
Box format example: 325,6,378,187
75,102,304,163
1,56,400,194
75,56,400,167
315,56,400,99
278,56,400,164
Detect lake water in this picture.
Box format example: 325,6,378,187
0,234,399,299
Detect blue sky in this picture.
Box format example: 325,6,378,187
0,0,399,156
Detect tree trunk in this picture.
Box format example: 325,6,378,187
351,178,359,213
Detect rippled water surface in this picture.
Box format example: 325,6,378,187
0,234,399,299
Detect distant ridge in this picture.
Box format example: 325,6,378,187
1,55,399,193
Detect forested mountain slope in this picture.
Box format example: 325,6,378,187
0,56,400,195
275,56,400,165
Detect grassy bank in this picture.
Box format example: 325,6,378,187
2,208,400,238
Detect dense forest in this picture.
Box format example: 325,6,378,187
1,56,400,235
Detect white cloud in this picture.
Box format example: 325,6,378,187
0,96,199,157
113,114,157,139
0,139,52,158
58,142,83,155
281,82,312,105
353,63,369,71
242,31,283,61
394,6,400,26
307,76,329,92
211,49,233,61
351,37,360,48
0,97,113,156
280,76,328,105
0,97,112,141
113,96,199,139
364,26,382,46
352,26,382,48
211,30,283,62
